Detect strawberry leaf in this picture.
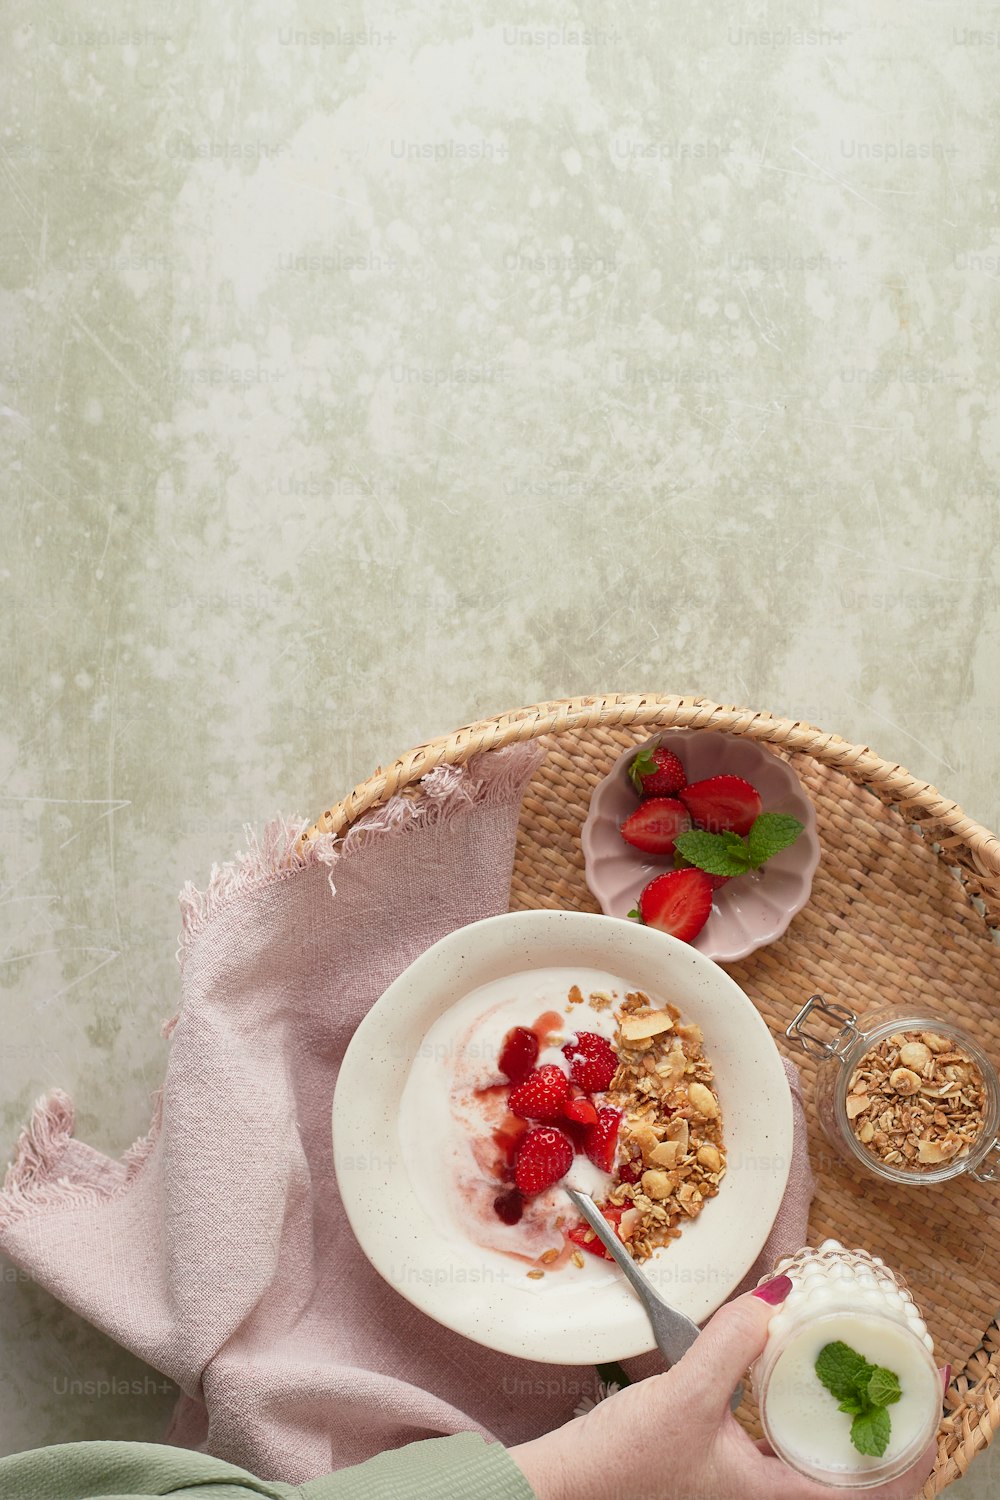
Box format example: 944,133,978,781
629,750,656,793
746,813,804,869
626,907,643,922
674,829,752,878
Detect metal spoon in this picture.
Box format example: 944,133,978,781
565,1188,743,1412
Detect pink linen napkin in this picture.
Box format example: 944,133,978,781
0,743,814,1484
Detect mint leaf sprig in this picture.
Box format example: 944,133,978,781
674,812,803,880
815,1341,902,1458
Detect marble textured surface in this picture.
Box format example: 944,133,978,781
2,0,999,1491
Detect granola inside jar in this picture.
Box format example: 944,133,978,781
787,997,1000,1187
845,1028,987,1172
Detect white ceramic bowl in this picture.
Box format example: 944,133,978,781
581,730,821,964
333,908,793,1364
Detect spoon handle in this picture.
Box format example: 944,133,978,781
565,1189,744,1412
567,1190,699,1362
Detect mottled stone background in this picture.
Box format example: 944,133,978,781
2,0,999,1491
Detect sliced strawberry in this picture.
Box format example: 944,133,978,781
557,1114,591,1152
561,1031,618,1092
619,797,692,858
567,1201,628,1260
561,1095,599,1128
498,1025,540,1084
679,774,762,836
508,1063,570,1121
584,1105,622,1172
635,868,713,943
514,1126,574,1195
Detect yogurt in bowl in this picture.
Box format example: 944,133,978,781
334,909,793,1365
400,965,727,1284
401,967,623,1278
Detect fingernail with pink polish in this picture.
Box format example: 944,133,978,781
753,1274,793,1305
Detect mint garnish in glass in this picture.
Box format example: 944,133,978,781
815,1340,903,1458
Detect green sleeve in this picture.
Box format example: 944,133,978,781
0,1440,297,1499
0,1434,539,1500
298,1433,538,1500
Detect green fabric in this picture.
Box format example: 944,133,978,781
0,1434,538,1500
298,1433,538,1500
0,1441,296,1500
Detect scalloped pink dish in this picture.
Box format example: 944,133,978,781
581,730,820,963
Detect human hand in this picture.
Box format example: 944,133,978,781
509,1277,939,1500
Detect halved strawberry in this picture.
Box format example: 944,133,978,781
498,1026,540,1084
619,797,692,858
561,1031,618,1092
561,1095,599,1128
679,774,762,836
633,868,713,943
629,746,687,797
514,1126,574,1195
675,852,731,892
567,1201,629,1260
584,1105,622,1172
508,1063,569,1121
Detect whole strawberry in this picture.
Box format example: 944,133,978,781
629,745,687,797
508,1063,570,1121
561,1031,618,1092
514,1126,574,1195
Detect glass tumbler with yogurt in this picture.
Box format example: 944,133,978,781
786,995,1000,1186
753,1240,941,1489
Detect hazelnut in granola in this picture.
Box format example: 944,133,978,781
598,990,726,1263
845,1029,987,1170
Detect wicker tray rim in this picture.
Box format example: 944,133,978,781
305,692,1000,1495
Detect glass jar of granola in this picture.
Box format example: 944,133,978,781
786,996,1000,1186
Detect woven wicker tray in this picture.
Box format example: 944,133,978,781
305,695,1000,1496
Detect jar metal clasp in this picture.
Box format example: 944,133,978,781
969,1137,1000,1184
786,993,862,1061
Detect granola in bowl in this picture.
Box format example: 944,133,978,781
601,991,726,1263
